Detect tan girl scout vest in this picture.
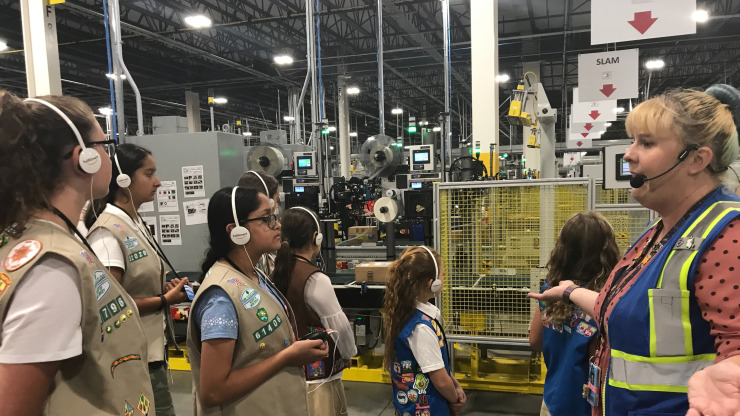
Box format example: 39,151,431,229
89,210,177,362
0,219,154,415
187,261,308,416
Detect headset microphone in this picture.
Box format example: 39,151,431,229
630,146,698,189
420,246,442,293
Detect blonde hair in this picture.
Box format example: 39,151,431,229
626,89,738,175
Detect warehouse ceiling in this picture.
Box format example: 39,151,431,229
0,0,739,146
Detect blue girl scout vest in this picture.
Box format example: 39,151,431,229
392,310,451,416
603,185,740,415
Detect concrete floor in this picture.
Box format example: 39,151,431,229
171,370,542,415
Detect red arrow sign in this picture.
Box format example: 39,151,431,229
628,11,658,35
584,123,593,131
589,110,601,120
576,141,583,147
581,133,590,138
600,84,617,98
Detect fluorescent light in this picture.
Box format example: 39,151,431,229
349,132,358,137
184,15,212,29
347,86,360,95
283,116,295,122
273,55,294,65
605,122,612,127
693,10,709,23
106,73,127,80
645,59,665,70
98,107,113,116
242,131,252,137
329,146,335,150
432,126,442,132
613,107,625,113
0,41,7,51
327,126,337,132
391,108,403,115
496,74,510,83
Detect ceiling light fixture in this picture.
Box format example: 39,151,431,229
243,131,252,137
327,126,337,132
496,74,510,83
693,10,709,23
283,115,295,122
347,86,360,95
184,15,212,29
645,59,665,70
349,132,358,137
273,55,294,65
0,41,8,52
432,126,442,132
391,108,403,115
613,107,625,113
98,107,113,116
213,97,228,104
106,73,127,80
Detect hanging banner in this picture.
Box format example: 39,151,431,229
591,0,696,45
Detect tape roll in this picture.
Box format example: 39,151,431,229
373,197,399,222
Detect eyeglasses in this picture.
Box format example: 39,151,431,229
244,214,279,229
63,139,117,159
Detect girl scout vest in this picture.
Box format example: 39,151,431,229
391,310,451,416
285,260,345,380
0,219,153,415
89,210,177,362
187,262,308,416
603,185,740,414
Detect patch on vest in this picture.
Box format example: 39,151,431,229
417,394,429,408
124,235,139,250
256,307,268,321
401,373,414,383
0,233,8,249
114,224,128,232
240,288,261,309
80,250,95,264
396,390,408,405
393,361,401,374
124,400,135,416
96,278,111,301
307,360,325,378
99,295,128,323
137,392,151,415
414,410,430,416
253,314,282,342
128,249,148,263
4,239,42,271
407,389,418,403
94,270,106,286
110,353,141,377
413,374,429,394
401,360,413,372
227,277,246,286
576,321,597,337
0,272,11,298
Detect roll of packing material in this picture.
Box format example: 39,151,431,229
373,197,399,222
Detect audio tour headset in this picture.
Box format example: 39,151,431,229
113,152,131,188
419,246,442,293
230,186,251,245
246,170,275,208
24,98,101,174
289,206,323,246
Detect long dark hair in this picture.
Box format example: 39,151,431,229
272,207,320,295
84,143,151,229
201,187,261,279
0,91,98,231
544,211,620,326
382,246,441,372
238,171,279,198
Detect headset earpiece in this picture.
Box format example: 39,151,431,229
290,206,323,246
230,187,250,245
420,246,442,293
24,98,101,174
114,151,131,188
247,170,275,208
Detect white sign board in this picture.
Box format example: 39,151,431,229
591,0,696,45
157,180,179,212
566,137,594,150
564,152,585,168
578,49,639,101
181,165,205,198
159,215,182,246
572,88,618,123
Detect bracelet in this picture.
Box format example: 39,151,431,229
158,294,168,310
562,285,580,305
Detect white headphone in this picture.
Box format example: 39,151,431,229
113,152,131,188
25,98,101,174
290,206,323,246
230,187,251,245
247,170,275,208
420,246,442,293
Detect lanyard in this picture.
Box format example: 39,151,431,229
292,254,315,265
52,207,95,254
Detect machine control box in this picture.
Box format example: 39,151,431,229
293,151,317,176
408,145,435,172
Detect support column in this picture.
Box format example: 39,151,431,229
185,91,201,133
337,76,351,179
20,0,62,96
471,0,499,176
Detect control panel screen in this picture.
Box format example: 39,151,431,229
615,153,631,181
413,150,430,163
411,182,422,189
294,186,305,193
297,156,312,168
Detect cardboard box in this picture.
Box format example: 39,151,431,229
348,226,378,244
354,261,393,283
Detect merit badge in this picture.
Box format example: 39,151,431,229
407,389,418,403
80,250,95,264
396,390,408,405
96,279,111,301
401,373,414,383
113,224,128,232
123,401,135,416
4,240,42,272
256,307,268,322
413,374,429,394
252,314,282,342
137,392,151,415
110,354,141,378
240,288,261,310
123,235,139,250
393,378,410,391
417,394,429,408
127,249,148,263
227,277,246,286
401,360,413,372
393,361,401,374
94,270,106,286
0,272,11,298
307,361,325,378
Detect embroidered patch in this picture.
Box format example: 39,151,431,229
403,413,411,416
137,392,151,415
407,389,418,403
0,272,11,298
127,249,148,263
240,288,261,310
576,321,597,337
252,314,282,342
114,224,128,232
123,400,135,416
401,373,414,383
4,240,42,271
96,279,111,301
393,378,410,391
123,235,139,250
401,360,413,372
417,394,429,408
392,361,401,374
396,390,408,405
94,270,106,286
256,307,268,322
0,233,8,249
307,360,325,378
413,374,429,394
80,250,95,264
415,409,430,416
110,354,141,377
227,277,246,286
